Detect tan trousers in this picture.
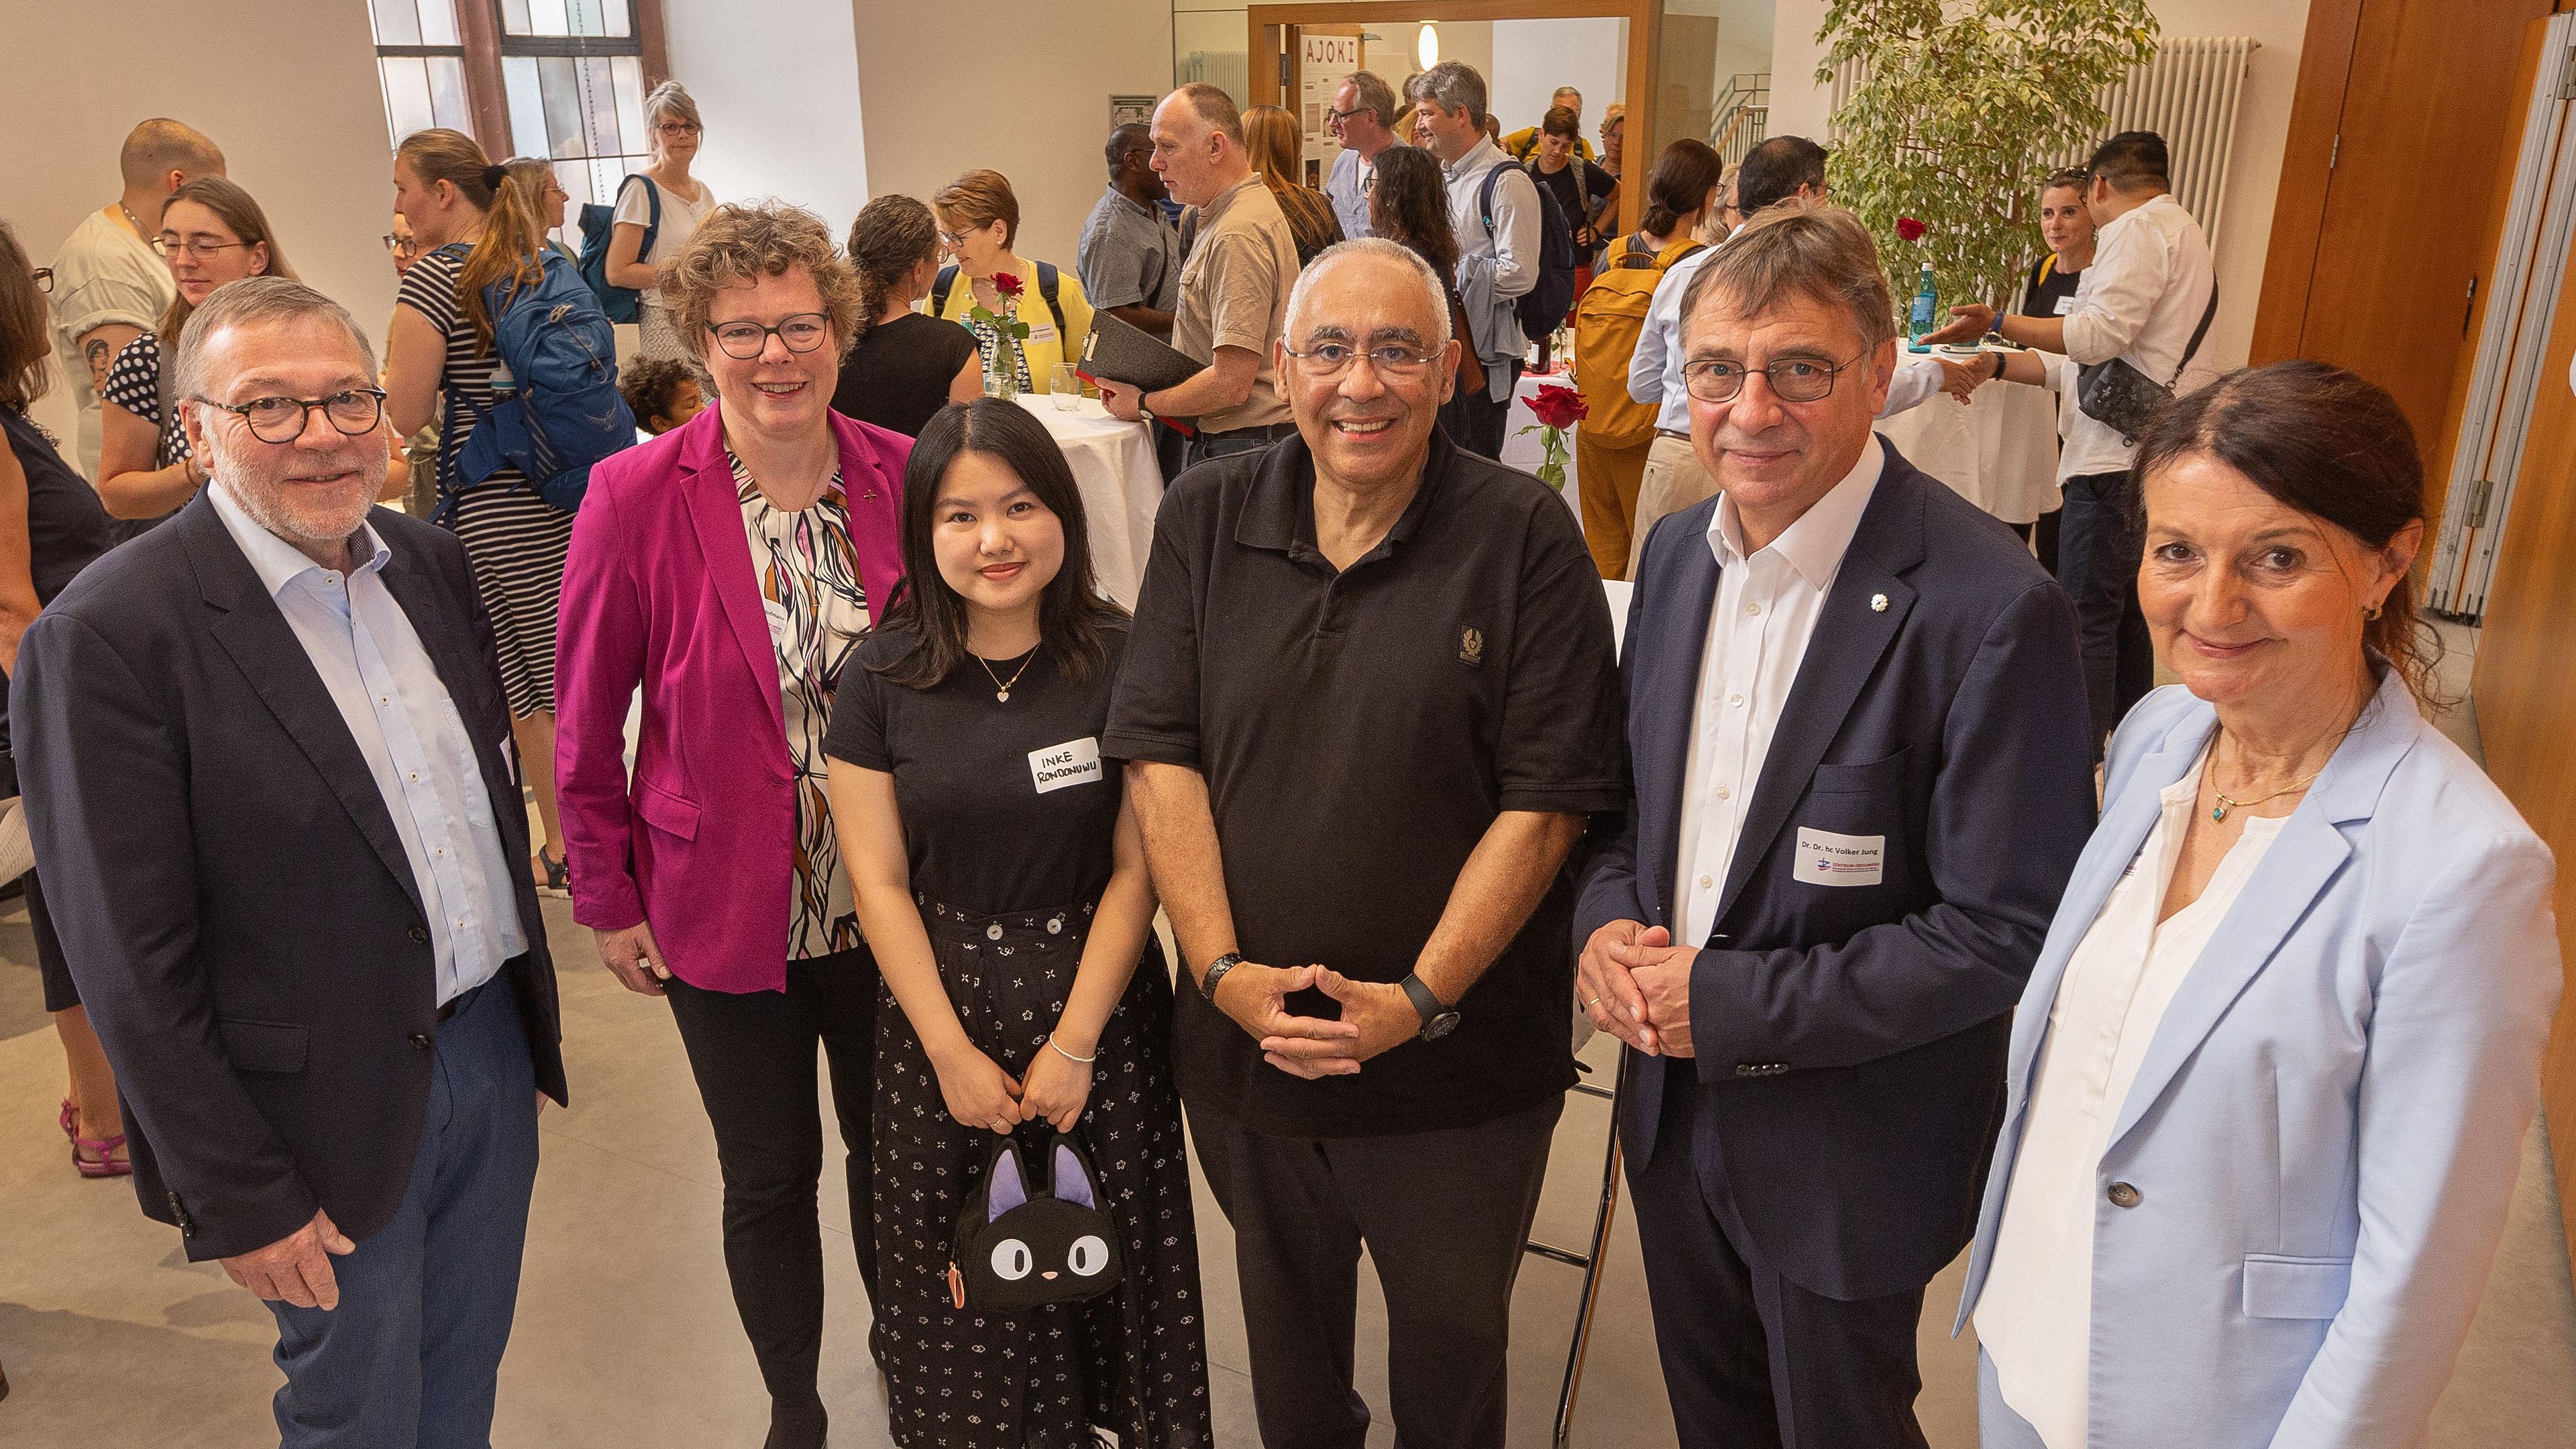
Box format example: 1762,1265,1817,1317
1577,431,1652,580
1628,433,1719,578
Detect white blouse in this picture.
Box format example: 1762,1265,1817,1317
1974,747,2287,1448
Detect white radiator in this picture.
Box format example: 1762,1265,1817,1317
1829,36,2258,252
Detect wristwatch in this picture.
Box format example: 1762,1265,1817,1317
1398,973,1461,1041
1199,951,1244,1000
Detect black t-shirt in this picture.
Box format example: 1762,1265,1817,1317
1534,158,1615,249
2018,254,2084,319
826,621,1126,914
832,312,979,439
1104,432,1627,1138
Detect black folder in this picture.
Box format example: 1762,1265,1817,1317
1078,311,1203,395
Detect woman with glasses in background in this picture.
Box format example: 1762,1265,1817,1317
384,126,578,895
555,201,909,1449
97,177,299,531
602,80,720,362
928,170,1095,398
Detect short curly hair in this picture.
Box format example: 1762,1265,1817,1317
663,201,868,365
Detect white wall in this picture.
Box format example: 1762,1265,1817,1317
1766,0,2312,370
1491,18,1627,136
665,0,868,229
0,0,399,464
853,0,1175,273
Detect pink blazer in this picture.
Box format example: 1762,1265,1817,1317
555,399,909,992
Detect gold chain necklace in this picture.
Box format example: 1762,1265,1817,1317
975,645,1038,703
2208,773,2319,823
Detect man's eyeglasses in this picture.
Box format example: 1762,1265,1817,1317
154,235,248,260
194,388,387,444
1681,353,1866,405
707,313,831,360
1326,105,1376,125
30,268,52,295
1281,341,1440,380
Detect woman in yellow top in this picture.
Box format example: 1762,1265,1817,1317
930,170,1094,396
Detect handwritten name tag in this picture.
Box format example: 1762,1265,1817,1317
1793,826,1885,888
1029,737,1103,795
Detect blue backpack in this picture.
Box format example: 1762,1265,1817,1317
433,243,635,517
576,174,660,324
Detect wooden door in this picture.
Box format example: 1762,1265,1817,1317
2251,0,2552,475
2471,205,2576,1250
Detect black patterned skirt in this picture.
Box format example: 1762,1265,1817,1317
873,894,1213,1449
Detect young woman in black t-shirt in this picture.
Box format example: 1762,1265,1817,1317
835,195,982,437
823,399,1210,1448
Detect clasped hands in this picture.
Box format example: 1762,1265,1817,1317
1210,961,1419,1079
1577,920,1699,1057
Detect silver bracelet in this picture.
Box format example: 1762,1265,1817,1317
1046,1034,1097,1065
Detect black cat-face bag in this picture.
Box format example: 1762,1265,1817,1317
2076,279,2218,445
948,1131,1124,1311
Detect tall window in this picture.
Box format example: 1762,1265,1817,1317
368,1,473,144
368,2,662,246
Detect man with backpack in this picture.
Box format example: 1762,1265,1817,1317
1411,62,1578,459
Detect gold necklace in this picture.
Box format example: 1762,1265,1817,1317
2208,775,2318,823
975,645,1038,703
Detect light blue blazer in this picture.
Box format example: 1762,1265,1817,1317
1957,670,2561,1448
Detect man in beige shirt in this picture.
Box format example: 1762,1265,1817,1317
1099,83,1302,470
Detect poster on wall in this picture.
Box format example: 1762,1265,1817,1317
1110,95,1157,130
1300,32,1361,171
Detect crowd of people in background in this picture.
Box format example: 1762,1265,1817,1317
0,52,2560,1449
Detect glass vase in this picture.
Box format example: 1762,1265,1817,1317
986,334,1024,401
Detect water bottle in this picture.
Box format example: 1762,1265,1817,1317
490,361,518,395
1908,262,1938,346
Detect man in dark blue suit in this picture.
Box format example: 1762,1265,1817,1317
13,278,565,1448
1573,208,2095,1446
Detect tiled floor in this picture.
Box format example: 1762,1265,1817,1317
1,616,2569,1446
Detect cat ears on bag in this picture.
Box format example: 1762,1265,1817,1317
984,1134,1100,1219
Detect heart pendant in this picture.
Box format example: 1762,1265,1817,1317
996,690,1010,703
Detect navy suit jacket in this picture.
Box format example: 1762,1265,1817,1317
12,492,566,1261
1573,441,2094,1301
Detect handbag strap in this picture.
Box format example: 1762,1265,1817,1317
2171,277,2219,388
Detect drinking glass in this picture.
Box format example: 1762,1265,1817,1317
1051,364,1081,410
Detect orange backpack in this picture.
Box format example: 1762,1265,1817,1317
1572,233,1705,449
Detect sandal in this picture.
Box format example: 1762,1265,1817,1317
536,846,570,900
62,1098,130,1179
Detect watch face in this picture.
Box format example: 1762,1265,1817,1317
1423,1010,1461,1041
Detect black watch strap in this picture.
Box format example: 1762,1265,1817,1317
1398,973,1460,1039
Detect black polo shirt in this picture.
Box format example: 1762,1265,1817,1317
1105,431,1625,1138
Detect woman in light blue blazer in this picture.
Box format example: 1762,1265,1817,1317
1957,360,2561,1449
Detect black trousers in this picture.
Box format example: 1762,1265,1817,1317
664,947,881,1441
1442,358,1524,460
1187,1094,1562,1449
2057,470,2154,755
1629,1081,1930,1449
2008,506,2062,580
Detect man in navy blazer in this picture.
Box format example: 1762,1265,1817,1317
13,279,565,1448
1572,208,2095,1446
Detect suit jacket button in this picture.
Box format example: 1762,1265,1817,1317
1733,1064,1755,1078
408,924,429,945
2106,1181,2142,1209
409,1032,435,1050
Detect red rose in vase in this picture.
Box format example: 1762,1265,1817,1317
1895,215,1927,244
1527,384,1589,431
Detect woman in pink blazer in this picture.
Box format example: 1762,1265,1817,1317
555,202,908,1449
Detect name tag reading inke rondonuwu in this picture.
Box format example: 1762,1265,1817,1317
1793,826,1885,887
1028,737,1103,795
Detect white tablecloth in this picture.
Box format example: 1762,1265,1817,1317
1875,349,2062,525
1014,394,1164,609
1500,368,1587,537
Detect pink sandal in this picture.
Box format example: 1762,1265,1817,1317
60,1098,130,1178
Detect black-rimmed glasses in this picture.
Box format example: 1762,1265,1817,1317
383,233,421,258
1681,352,1866,405
194,388,387,443
707,314,831,360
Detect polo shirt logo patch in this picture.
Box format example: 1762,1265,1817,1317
1029,737,1103,795
1459,626,1485,667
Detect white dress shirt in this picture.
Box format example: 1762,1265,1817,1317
1672,435,1884,948
208,485,527,1004
1975,747,2286,1449
1631,237,1944,435
2058,193,2217,478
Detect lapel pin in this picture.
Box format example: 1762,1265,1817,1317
1870,593,1889,612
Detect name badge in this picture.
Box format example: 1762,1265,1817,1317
1028,325,1059,343
1029,737,1103,794
761,596,792,644
1793,826,1884,888
2053,295,2076,315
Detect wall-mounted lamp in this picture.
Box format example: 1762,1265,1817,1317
1416,21,1439,70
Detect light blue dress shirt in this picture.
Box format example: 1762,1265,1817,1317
1325,147,1374,240
207,486,527,1004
